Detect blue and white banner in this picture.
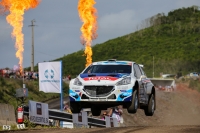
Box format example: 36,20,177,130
39,61,61,93
29,100,49,125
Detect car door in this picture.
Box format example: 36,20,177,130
139,66,152,95
133,63,147,104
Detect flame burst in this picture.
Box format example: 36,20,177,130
0,0,40,73
78,0,98,67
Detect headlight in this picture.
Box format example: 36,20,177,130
116,77,131,86
73,78,82,86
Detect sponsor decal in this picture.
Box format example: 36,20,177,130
72,87,81,90
40,69,59,83
116,86,128,90
142,79,151,83
29,100,49,125
30,116,49,123
83,76,118,81
120,90,127,92
123,92,131,96
70,92,77,96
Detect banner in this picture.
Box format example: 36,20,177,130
29,100,49,125
39,61,61,93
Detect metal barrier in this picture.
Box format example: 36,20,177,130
23,108,117,127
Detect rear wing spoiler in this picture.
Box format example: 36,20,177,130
139,64,144,68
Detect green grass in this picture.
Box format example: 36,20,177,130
0,77,69,108
176,77,200,92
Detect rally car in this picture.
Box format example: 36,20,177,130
69,59,156,116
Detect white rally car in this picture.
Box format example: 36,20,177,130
69,59,156,116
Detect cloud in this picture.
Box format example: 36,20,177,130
97,9,137,43
176,0,200,8
0,19,12,41
99,9,136,31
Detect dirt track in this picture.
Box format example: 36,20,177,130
4,125,200,133
121,83,200,126
4,83,200,133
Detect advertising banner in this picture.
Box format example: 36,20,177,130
29,100,49,125
38,61,61,93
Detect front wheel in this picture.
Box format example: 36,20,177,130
91,106,101,116
144,94,155,116
70,102,81,113
127,90,138,114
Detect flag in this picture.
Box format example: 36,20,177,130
38,61,61,93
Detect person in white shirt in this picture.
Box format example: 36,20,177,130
107,106,124,126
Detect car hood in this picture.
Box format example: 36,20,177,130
78,73,130,86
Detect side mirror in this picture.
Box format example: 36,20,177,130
140,75,147,80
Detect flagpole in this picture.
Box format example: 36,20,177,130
60,61,63,127
60,61,63,111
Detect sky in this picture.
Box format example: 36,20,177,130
0,0,200,69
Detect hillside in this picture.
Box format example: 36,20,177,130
0,77,69,108
27,6,200,78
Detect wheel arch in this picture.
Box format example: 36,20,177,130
151,86,156,110
133,81,140,108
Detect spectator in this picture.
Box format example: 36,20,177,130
100,111,107,120
63,101,72,114
35,72,38,79
65,75,69,80
68,75,71,81
107,106,124,127
159,85,162,90
25,71,29,79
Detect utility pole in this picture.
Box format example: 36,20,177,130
153,56,154,78
29,19,36,72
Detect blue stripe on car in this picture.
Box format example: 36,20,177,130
123,96,132,101
117,89,132,101
80,73,128,78
69,89,80,101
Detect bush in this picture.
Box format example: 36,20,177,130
23,119,36,128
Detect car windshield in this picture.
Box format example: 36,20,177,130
83,65,131,74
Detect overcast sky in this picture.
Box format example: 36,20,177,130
0,0,199,69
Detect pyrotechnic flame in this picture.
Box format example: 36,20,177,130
78,0,98,67
0,0,40,73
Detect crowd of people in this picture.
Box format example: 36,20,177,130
0,68,72,82
0,68,39,80
23,71,39,80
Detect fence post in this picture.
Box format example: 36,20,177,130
105,116,119,127
72,111,88,128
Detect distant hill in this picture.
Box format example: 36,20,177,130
31,6,200,77
0,77,69,108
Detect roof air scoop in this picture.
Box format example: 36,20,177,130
107,59,117,62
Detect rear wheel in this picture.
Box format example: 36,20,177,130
127,90,138,113
144,94,155,116
70,102,81,113
91,106,101,116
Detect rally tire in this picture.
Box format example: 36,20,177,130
91,107,101,116
144,94,155,116
127,90,138,114
70,102,81,113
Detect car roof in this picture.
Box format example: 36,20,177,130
91,60,135,65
